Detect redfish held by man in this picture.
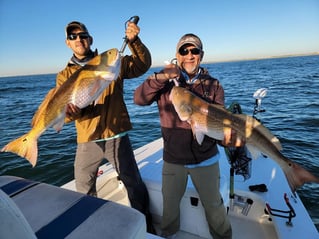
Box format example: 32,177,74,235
170,86,319,193
1,48,121,167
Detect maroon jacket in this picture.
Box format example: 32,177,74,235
134,67,225,165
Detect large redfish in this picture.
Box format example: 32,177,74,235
1,48,121,167
170,86,319,192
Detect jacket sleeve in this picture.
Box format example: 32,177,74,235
213,81,225,106
121,37,152,79
134,70,170,106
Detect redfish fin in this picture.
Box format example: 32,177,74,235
238,114,283,151
270,136,282,152
52,117,65,132
195,131,205,145
1,133,38,167
283,160,319,193
189,119,205,145
246,144,261,160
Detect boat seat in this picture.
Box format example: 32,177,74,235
0,175,146,239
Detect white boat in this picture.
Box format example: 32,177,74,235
65,137,319,239
1,137,318,239
1,87,318,238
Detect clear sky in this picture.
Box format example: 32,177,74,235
0,0,318,77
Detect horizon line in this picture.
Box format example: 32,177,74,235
1,52,318,78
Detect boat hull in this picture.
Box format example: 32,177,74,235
1,138,318,239
64,138,318,238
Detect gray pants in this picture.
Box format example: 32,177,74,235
74,134,150,217
161,161,232,239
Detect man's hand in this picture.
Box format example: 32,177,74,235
125,22,140,42
66,103,81,120
221,128,245,147
163,64,180,80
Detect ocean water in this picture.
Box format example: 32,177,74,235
0,55,318,229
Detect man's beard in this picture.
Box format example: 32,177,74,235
181,64,198,75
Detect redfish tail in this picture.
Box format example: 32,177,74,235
283,161,319,193
1,133,38,167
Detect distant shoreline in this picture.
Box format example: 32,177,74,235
149,52,319,68
202,52,319,65
1,53,318,78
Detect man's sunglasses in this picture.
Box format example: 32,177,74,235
179,48,201,56
67,32,90,40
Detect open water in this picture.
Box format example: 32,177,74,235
0,55,318,230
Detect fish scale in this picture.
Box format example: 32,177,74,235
72,75,111,108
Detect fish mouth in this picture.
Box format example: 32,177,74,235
107,49,120,71
111,50,121,77
114,51,121,67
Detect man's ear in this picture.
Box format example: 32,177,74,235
65,39,71,48
200,51,204,61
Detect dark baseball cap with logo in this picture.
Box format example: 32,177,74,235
65,21,89,37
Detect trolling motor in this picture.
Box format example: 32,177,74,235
227,88,268,215
226,102,252,214
252,89,297,225
253,88,267,120
226,89,297,225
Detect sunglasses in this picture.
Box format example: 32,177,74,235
179,47,201,56
67,32,90,40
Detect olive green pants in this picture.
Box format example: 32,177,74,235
161,161,232,239
74,134,155,233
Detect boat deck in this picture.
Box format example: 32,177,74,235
62,138,319,239
136,138,277,239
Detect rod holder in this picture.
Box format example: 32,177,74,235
266,193,296,226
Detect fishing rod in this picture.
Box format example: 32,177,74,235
119,16,140,54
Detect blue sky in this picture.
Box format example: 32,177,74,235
0,0,318,77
